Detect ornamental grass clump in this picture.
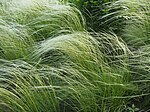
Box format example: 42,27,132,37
118,0,150,110
121,0,150,46
0,0,145,112
0,20,34,60
4,0,85,40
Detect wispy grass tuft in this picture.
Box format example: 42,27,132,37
0,20,34,60
0,0,147,112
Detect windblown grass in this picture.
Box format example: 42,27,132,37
118,0,150,110
0,0,150,112
121,0,150,46
0,19,34,60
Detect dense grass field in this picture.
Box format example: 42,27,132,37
0,0,150,112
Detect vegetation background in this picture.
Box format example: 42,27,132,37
0,0,150,112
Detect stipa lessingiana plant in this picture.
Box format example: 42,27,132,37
0,0,141,112
60,0,150,111
0,60,60,112
121,0,150,47
0,32,134,112
0,0,85,59
1,0,85,41
33,31,135,111
63,0,122,33
128,45,150,110
0,19,34,60
0,27,135,112
117,0,150,110
0,59,101,112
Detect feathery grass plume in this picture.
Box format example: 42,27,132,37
0,59,59,112
1,0,85,40
33,31,135,111
0,47,133,112
0,19,34,60
63,0,123,33
118,0,150,110
0,0,140,111
128,45,150,111
33,32,104,71
92,32,130,58
0,59,101,112
121,0,150,46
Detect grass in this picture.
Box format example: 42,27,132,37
0,0,150,112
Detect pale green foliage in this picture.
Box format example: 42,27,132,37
122,0,150,46
1,0,150,112
0,20,34,60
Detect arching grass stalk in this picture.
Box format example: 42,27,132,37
0,0,85,40
118,0,150,110
0,31,134,112
0,19,34,60
121,0,150,46
33,31,134,111
0,0,86,60
0,0,139,112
